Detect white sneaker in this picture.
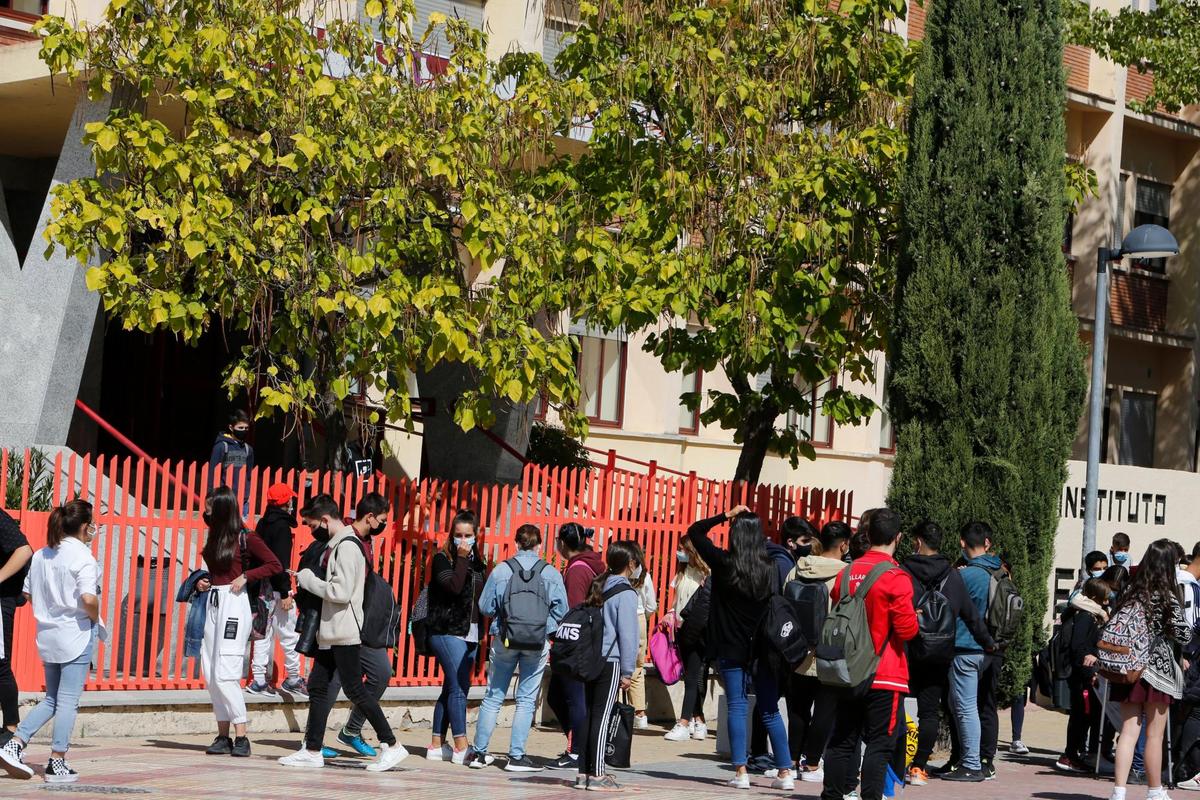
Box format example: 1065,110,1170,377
0,738,33,779
1009,740,1030,755
426,744,450,761
727,773,751,789
692,722,708,741
1178,776,1200,790
449,747,468,765
763,768,779,778
844,793,860,800
366,743,410,772
771,773,795,790
800,766,824,782
664,724,691,742
278,748,325,769
634,715,650,730
1147,790,1174,800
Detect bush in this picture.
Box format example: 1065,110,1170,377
526,423,592,471
5,448,54,511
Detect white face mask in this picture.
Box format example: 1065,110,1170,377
455,536,475,550
633,565,644,579
677,550,689,563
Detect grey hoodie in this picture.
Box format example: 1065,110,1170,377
602,574,640,678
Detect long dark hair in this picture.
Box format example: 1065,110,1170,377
586,541,638,607
201,486,243,574
727,513,776,601
623,539,648,589
1100,564,1129,597
1113,539,1182,629
48,499,93,549
443,509,479,561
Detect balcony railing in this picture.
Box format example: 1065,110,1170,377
1109,268,1168,333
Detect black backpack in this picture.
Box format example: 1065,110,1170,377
759,594,811,671
783,575,831,649
676,578,712,649
1048,608,1078,681
334,538,401,650
550,584,634,682
985,565,1024,646
908,574,956,664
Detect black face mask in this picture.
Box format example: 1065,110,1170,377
842,551,853,564
230,428,248,441
369,521,387,536
312,525,331,543
793,544,813,558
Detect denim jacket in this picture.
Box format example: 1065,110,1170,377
178,568,210,658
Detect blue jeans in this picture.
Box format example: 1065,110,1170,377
720,659,791,770
473,640,549,759
950,652,985,770
16,631,95,753
430,635,478,739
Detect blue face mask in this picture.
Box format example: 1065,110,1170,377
1089,569,1105,579
677,551,689,564
1112,550,1129,566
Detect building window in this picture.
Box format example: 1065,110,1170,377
678,370,702,435
1118,390,1156,468
787,378,834,448
1132,178,1171,273
578,336,625,426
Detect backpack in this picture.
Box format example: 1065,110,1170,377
1097,601,1151,684
238,529,269,642
783,575,831,649
759,594,811,671
330,538,401,649
550,584,634,682
409,587,432,656
816,562,893,690
908,574,956,664
500,557,552,651
985,565,1025,646
1048,609,1078,681
676,578,711,649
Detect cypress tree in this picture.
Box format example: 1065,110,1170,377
887,0,1087,695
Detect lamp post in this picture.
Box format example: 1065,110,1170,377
1082,224,1180,562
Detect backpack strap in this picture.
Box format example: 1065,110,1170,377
853,561,895,599
602,582,635,602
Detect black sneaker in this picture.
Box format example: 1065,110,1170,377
939,766,986,782
930,760,958,776
0,730,12,748
550,751,578,770
467,749,495,769
231,736,251,757
44,757,79,784
205,735,234,755
505,755,544,773
982,761,996,781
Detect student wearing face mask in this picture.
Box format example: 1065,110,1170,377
621,540,658,730
1110,532,1132,570
664,537,711,742
247,484,305,698
208,410,255,510
425,510,487,765
1068,551,1110,604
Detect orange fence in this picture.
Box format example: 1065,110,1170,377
0,449,853,693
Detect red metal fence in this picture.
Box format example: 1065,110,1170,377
1,448,852,692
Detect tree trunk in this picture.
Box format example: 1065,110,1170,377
732,398,779,485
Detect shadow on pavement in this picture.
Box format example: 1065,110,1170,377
144,739,208,752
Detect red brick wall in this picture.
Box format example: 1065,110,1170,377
908,0,926,42
1064,45,1090,93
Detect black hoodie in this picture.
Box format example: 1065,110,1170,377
766,541,796,588
255,505,297,595
901,553,995,656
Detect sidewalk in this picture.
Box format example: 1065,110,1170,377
0,702,1120,798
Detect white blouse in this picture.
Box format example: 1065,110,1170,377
23,537,99,664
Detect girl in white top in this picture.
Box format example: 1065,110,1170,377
625,540,658,729
0,500,100,784
664,537,711,742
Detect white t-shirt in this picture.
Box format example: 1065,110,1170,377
635,575,658,616
23,537,99,664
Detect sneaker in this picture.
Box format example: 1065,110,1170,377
664,723,692,742
1129,768,1147,785
1010,740,1030,755
982,761,996,780
365,742,410,772
337,729,377,758
551,751,579,770
633,714,650,730
504,755,543,773
205,736,233,756
44,757,78,784
771,773,795,790
467,749,495,770
426,744,450,761
586,774,623,792
449,747,468,766
0,730,11,748
574,773,587,790
1054,755,1090,774
0,738,33,780
907,766,929,786
692,722,708,741
281,677,309,698
321,747,339,759
1147,791,1174,800
1178,776,1200,790
245,680,275,696
763,768,779,778
231,736,251,758
728,773,751,789
800,765,825,782
279,748,325,769
844,794,860,800
931,761,957,776
940,766,986,782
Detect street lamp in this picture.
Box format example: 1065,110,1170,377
1082,224,1180,562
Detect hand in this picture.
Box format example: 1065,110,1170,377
230,575,247,594
196,578,212,592
280,595,295,611
1083,654,1098,668
619,676,632,691
726,504,751,519
286,569,298,577
457,543,472,558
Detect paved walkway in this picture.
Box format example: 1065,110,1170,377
0,703,1128,798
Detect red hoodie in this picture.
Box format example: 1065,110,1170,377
564,549,605,608
830,550,919,695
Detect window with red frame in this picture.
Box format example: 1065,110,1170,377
678,370,702,434
578,335,626,426
787,378,834,447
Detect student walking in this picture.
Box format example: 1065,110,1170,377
0,508,32,746
663,537,711,742
900,520,995,786
1055,578,1109,773
207,410,255,510
194,486,281,758
573,541,640,792
247,483,306,697
467,524,567,771
425,510,487,765
278,494,408,772
687,505,794,790
820,508,919,800
1105,539,1190,800
546,522,604,770
0,501,101,783
627,540,657,730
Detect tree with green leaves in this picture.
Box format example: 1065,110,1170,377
887,0,1087,697
37,0,586,444
545,0,916,483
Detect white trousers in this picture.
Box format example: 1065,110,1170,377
250,592,301,682
201,585,251,725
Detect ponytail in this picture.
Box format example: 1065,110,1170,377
48,499,93,549
586,540,638,607
585,570,613,608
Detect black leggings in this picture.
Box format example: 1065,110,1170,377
579,662,620,778
788,673,836,765
305,645,396,751
678,645,708,721
910,669,948,770
1064,673,1100,760
548,672,588,754
0,597,17,728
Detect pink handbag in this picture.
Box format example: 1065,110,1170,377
649,622,683,685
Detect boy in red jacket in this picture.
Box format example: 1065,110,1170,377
821,508,919,800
